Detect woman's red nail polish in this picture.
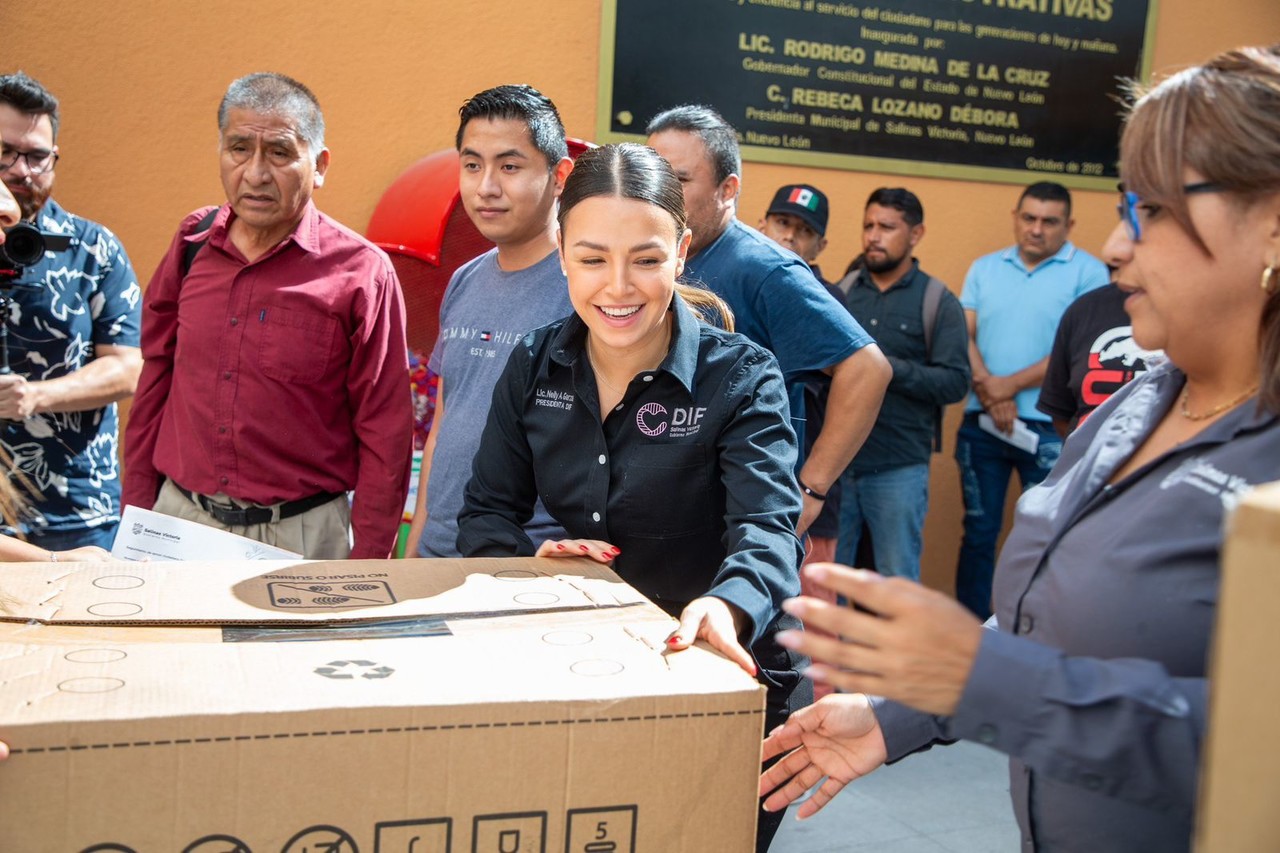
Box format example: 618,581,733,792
555,544,566,551
667,637,680,645
579,545,589,552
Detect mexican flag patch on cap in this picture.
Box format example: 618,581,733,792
788,187,819,211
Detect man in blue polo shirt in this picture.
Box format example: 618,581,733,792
955,181,1108,619
647,106,890,541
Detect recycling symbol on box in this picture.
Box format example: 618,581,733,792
314,659,395,680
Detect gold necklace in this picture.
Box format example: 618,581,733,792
586,344,629,398
586,319,672,399
593,365,627,397
1179,384,1258,421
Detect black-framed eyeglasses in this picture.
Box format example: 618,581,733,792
1117,182,1223,242
0,147,59,175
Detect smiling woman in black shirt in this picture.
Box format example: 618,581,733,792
457,142,808,850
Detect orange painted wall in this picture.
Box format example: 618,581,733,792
9,0,1280,582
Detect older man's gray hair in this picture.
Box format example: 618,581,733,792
218,72,326,158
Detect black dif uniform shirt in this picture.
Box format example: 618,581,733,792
457,294,804,647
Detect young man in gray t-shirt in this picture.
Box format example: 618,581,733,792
406,85,574,557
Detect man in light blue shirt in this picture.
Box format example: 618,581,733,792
955,182,1108,619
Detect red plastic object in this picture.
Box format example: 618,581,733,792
367,149,466,268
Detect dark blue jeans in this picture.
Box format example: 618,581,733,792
835,463,930,580
954,413,1062,619
24,521,119,553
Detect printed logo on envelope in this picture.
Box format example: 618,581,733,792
267,580,397,609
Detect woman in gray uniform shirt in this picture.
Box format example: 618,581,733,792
758,44,1280,852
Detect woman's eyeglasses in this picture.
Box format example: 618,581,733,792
1117,182,1223,242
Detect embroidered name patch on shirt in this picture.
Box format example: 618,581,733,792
535,388,574,411
1160,456,1253,510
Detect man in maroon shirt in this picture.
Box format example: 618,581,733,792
123,73,411,559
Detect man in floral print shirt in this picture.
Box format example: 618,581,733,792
0,72,141,550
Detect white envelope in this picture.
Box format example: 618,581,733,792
977,414,1041,455
111,505,303,562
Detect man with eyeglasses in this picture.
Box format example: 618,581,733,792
0,71,142,553
123,72,411,559
954,181,1108,620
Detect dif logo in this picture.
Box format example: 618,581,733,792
635,403,706,438
635,402,668,437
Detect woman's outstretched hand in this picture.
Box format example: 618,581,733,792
776,563,983,716
759,693,889,819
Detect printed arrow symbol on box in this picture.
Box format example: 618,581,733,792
314,660,394,680
273,583,387,604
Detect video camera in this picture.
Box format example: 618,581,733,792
0,223,73,379
0,222,72,278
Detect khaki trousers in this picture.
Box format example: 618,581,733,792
153,478,352,559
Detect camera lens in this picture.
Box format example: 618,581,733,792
1,223,46,268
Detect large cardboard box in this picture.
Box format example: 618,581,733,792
0,558,765,852
1196,483,1280,851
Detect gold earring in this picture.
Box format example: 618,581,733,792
1264,263,1279,294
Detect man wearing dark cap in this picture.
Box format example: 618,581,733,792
758,183,830,284
756,182,843,555
756,182,846,703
